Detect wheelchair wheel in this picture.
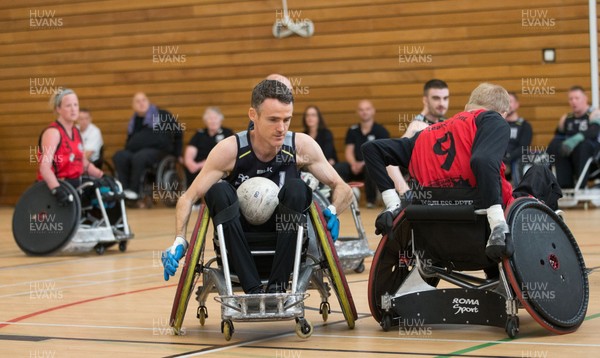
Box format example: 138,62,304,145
503,198,589,334
157,156,185,208
169,205,210,334
309,203,358,329
12,180,81,256
367,211,439,323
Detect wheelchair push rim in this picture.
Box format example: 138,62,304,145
169,205,210,334
503,198,589,334
12,180,81,256
309,203,358,329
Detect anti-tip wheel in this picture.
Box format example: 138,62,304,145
295,318,313,339
381,314,392,332
505,316,520,339
319,302,330,322
197,306,207,326
118,241,127,252
95,245,105,255
354,260,365,273
221,319,234,341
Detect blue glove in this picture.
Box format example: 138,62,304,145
323,205,339,241
161,236,188,281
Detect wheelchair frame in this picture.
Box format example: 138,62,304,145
368,197,589,338
12,178,134,256
558,155,600,208
169,202,357,341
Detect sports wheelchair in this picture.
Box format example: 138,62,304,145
12,178,134,255
368,187,588,338
139,155,186,208
169,201,357,341
558,150,600,208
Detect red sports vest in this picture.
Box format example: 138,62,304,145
37,121,84,181
409,110,513,207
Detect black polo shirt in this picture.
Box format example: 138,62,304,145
345,122,389,161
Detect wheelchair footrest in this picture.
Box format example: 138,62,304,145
216,292,308,321
389,288,508,329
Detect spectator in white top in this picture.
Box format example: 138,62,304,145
78,108,104,167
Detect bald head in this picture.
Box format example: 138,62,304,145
132,92,150,116
266,73,292,91
357,100,375,122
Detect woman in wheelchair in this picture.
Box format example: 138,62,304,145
162,78,353,293
37,88,106,202
361,83,587,337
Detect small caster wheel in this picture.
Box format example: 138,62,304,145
221,319,234,341
95,245,105,255
381,314,392,332
505,316,519,339
295,318,313,339
319,302,331,322
118,241,127,252
197,306,208,326
354,260,365,273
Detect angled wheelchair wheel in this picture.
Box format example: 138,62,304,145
503,198,589,334
309,203,358,329
367,211,439,323
169,205,210,334
157,156,186,208
12,180,81,255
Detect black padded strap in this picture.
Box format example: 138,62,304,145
213,201,240,226
405,204,476,222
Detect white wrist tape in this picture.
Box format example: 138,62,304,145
326,205,336,216
171,236,188,254
382,189,401,210
486,204,507,230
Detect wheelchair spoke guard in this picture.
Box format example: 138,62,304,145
13,180,81,255
504,198,589,334
170,204,210,334
309,203,357,329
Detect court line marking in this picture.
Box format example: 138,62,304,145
309,332,600,348
435,312,600,357
0,283,176,329
0,272,159,299
0,265,151,289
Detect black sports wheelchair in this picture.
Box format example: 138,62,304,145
368,187,589,338
13,176,134,255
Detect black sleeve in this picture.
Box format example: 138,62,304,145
377,124,390,139
160,109,183,156
188,132,201,147
584,122,600,140
344,127,355,145
361,135,417,192
223,128,234,138
471,111,510,208
321,130,337,163
507,121,533,162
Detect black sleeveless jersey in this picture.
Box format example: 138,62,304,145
563,108,593,136
225,130,299,189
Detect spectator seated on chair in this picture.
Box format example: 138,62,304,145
334,99,389,208
78,108,104,170
302,105,338,166
112,92,183,202
183,106,233,188
502,92,533,186
547,86,600,189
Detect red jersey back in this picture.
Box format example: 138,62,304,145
37,121,84,181
409,110,513,207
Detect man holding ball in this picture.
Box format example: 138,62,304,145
162,77,353,294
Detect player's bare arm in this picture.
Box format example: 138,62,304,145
175,136,237,238
295,133,353,213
